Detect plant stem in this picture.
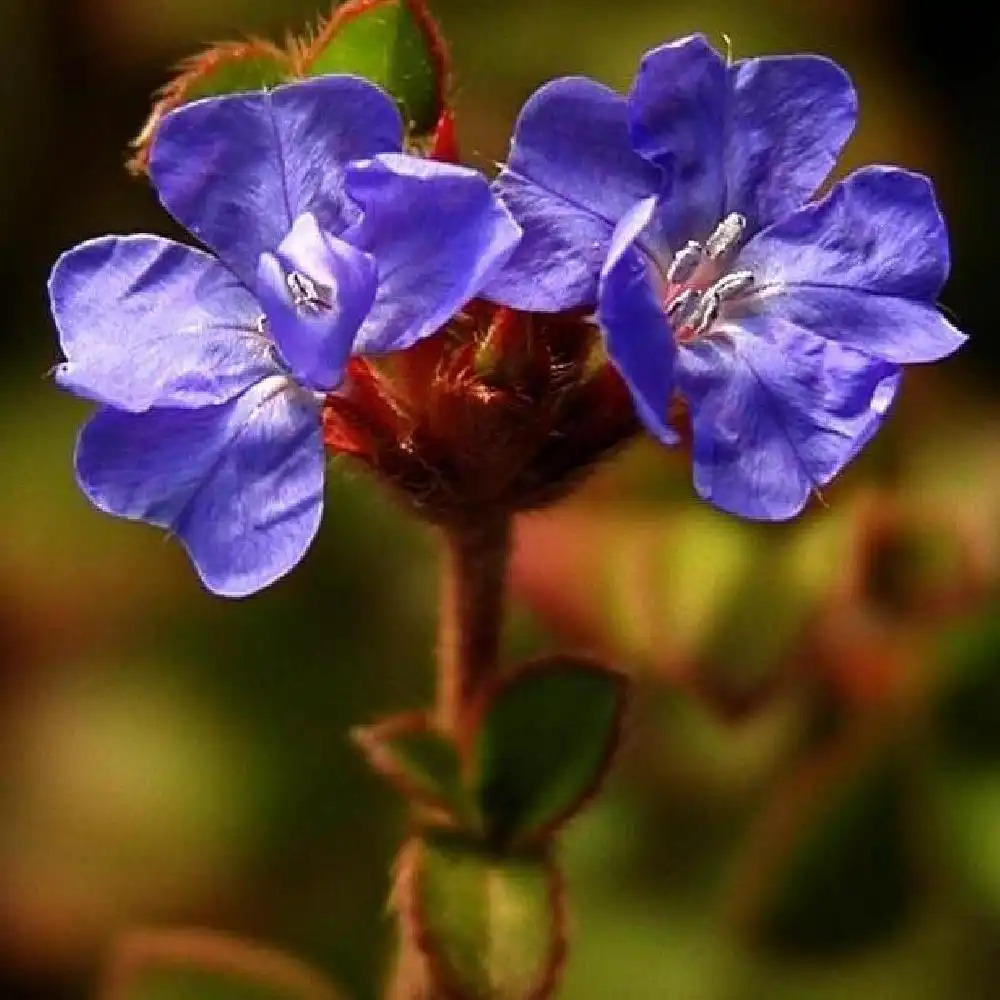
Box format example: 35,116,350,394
387,517,513,1000
436,515,512,735
385,935,436,1000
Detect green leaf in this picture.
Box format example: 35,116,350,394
303,0,446,133
470,656,627,846
130,41,294,174
182,48,294,101
352,713,469,820
101,930,343,1000
408,832,563,1000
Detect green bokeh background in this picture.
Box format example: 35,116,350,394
2,1,1000,999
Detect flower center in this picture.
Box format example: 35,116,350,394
254,269,336,337
661,212,755,343
286,270,334,315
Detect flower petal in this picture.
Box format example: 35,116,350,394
740,167,965,362
485,77,664,311
598,197,678,444
345,154,521,353
75,377,324,597
725,55,857,232
51,235,272,412
150,76,403,287
744,167,950,296
752,286,965,364
676,317,901,520
257,213,377,390
627,35,727,244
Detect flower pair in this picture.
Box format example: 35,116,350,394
51,76,519,596
52,35,966,597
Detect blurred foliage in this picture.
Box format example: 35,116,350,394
2,0,1000,999
98,930,345,1000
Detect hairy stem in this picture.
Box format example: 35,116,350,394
387,518,513,1000
385,938,437,1000
436,515,512,734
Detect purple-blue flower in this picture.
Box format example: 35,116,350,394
486,35,966,520
50,76,520,596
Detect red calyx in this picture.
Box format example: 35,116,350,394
321,304,642,525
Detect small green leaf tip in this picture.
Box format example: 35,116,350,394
399,832,565,1000
300,0,450,135
127,0,451,176
352,712,470,823
129,40,293,175
469,655,628,848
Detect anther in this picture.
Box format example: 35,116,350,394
691,292,720,335
666,241,704,285
705,213,747,261
708,269,755,302
287,271,332,313
254,315,268,336
667,288,700,325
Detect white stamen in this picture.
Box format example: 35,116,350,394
667,288,700,324
691,292,720,335
666,241,704,285
255,315,268,336
708,269,755,302
287,271,332,313
705,213,747,261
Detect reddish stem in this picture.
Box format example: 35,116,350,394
388,518,510,1000
436,516,511,736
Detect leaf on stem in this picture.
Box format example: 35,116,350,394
352,711,470,822
400,832,565,1000
467,655,628,848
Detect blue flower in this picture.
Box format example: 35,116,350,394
485,35,966,520
50,76,520,596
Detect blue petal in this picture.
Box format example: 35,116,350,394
740,167,965,362
75,377,324,598
485,77,664,311
51,235,273,412
725,55,857,232
257,213,377,391
345,154,521,354
150,76,403,288
627,35,727,245
751,288,964,365
598,197,678,444
676,317,901,521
